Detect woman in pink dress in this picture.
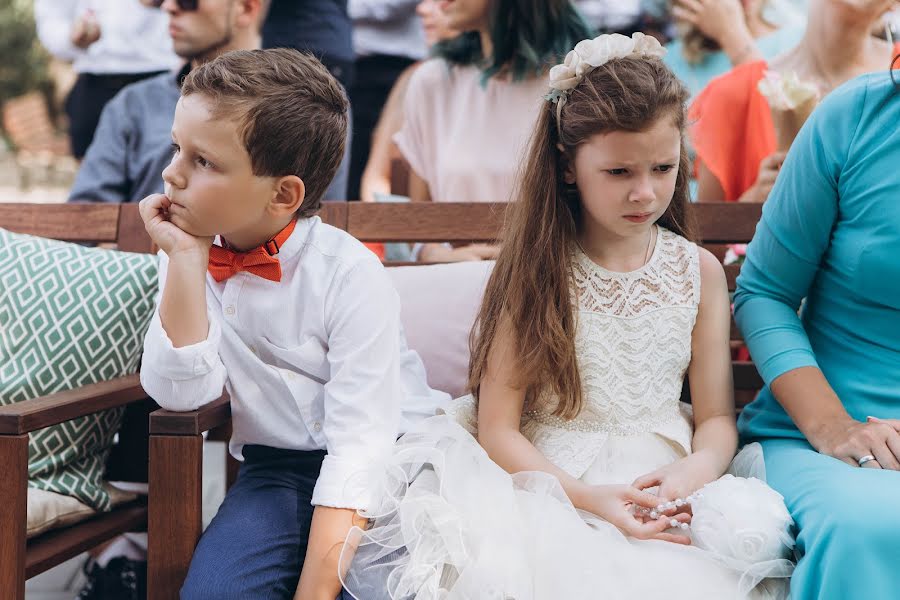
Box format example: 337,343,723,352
397,0,592,262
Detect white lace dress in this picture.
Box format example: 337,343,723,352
341,227,795,600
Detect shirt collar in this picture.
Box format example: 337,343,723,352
212,217,317,264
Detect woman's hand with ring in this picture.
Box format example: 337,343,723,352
811,415,900,470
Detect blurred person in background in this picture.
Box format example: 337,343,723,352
399,0,592,263
358,0,458,205
66,0,365,207
34,0,179,159
260,0,353,199
665,0,807,98
261,0,354,86
573,0,642,32
347,0,426,201
690,0,899,204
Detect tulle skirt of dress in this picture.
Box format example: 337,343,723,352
340,416,795,600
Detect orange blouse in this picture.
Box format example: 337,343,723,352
689,45,900,202
689,60,775,202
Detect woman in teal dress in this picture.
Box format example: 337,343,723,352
735,61,900,600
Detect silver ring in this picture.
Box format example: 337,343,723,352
857,455,876,467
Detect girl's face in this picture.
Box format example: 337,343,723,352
567,117,682,242
417,0,462,46
437,0,492,32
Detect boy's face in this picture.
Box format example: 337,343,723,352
162,94,275,241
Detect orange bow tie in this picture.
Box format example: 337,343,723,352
207,220,297,283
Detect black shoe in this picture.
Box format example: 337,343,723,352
77,556,147,600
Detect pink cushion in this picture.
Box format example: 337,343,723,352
388,261,494,398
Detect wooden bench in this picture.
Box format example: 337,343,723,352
0,204,154,598
0,200,763,597
146,200,764,597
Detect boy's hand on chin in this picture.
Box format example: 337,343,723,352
139,193,214,259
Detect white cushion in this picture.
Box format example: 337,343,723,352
27,485,138,539
388,261,493,398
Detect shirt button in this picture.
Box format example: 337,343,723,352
225,306,235,316
313,422,322,432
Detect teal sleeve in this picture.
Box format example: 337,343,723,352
733,78,868,385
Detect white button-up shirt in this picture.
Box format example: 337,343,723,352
35,0,179,75
141,217,448,509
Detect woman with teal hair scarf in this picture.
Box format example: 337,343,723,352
735,56,900,600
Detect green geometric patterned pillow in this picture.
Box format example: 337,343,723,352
0,228,158,511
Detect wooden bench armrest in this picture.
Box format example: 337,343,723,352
0,374,148,435
149,394,231,436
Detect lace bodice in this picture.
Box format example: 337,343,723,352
522,226,702,478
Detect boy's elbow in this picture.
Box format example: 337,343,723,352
139,371,183,411
140,370,224,412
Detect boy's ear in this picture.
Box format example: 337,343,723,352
557,143,576,185
270,175,305,216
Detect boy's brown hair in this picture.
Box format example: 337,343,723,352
181,48,348,216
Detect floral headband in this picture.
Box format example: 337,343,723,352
546,32,667,132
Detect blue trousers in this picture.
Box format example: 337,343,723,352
181,445,352,600
761,438,900,600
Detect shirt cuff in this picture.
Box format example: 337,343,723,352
142,310,222,381
311,454,383,510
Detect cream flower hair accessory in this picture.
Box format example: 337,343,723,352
546,32,666,106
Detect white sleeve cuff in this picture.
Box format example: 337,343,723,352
311,454,383,511
142,310,222,380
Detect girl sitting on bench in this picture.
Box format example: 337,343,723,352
341,33,795,599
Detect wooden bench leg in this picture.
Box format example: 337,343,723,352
0,434,28,600
148,434,202,599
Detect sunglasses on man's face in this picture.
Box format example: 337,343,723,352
144,0,199,10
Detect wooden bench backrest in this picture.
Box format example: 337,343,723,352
0,203,152,253
2,201,762,396
320,201,764,395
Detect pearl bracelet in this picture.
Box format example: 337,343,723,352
634,491,703,531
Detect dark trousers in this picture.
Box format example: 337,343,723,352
65,71,165,158
180,445,351,600
347,54,416,201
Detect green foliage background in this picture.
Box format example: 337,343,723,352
0,0,53,144
0,0,52,102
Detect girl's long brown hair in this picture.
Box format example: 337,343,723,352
467,55,696,420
